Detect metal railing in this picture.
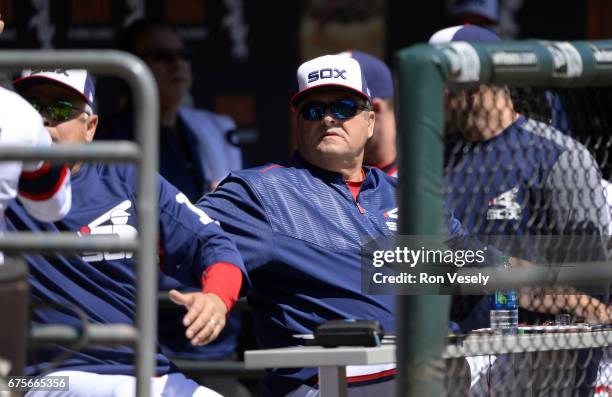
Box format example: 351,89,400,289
0,50,159,397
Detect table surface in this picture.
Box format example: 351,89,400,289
245,329,612,368
245,345,395,368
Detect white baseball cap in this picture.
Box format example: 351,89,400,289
13,69,95,106
291,54,371,107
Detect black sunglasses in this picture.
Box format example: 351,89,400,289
141,48,192,63
300,98,369,121
28,99,87,122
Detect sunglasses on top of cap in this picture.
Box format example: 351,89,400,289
141,48,192,63
27,98,91,122
300,98,370,121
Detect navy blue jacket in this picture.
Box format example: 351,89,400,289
7,163,246,376
197,153,494,395
446,116,609,239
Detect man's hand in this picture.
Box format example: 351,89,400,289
519,286,611,324
508,256,531,268
168,290,228,346
0,14,5,34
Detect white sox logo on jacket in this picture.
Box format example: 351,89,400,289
487,187,521,221
384,207,398,231
79,200,138,262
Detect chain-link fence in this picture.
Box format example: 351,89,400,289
443,78,612,396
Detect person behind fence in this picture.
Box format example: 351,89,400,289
7,68,248,397
431,24,611,396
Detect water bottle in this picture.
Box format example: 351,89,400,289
490,289,519,335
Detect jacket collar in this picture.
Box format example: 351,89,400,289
288,151,379,191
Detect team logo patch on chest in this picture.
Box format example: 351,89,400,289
487,187,521,221
383,207,398,231
79,200,138,262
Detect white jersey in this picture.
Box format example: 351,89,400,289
0,87,71,232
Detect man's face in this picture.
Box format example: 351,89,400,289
445,85,511,140
19,82,97,144
364,97,395,162
133,27,193,108
444,87,472,134
295,90,374,167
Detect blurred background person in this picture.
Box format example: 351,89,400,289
339,50,398,177
98,17,243,196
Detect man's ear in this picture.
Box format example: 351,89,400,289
85,114,98,143
367,109,375,139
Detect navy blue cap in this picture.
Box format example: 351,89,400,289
428,24,501,44
339,50,394,99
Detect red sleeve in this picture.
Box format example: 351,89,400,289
201,262,243,312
